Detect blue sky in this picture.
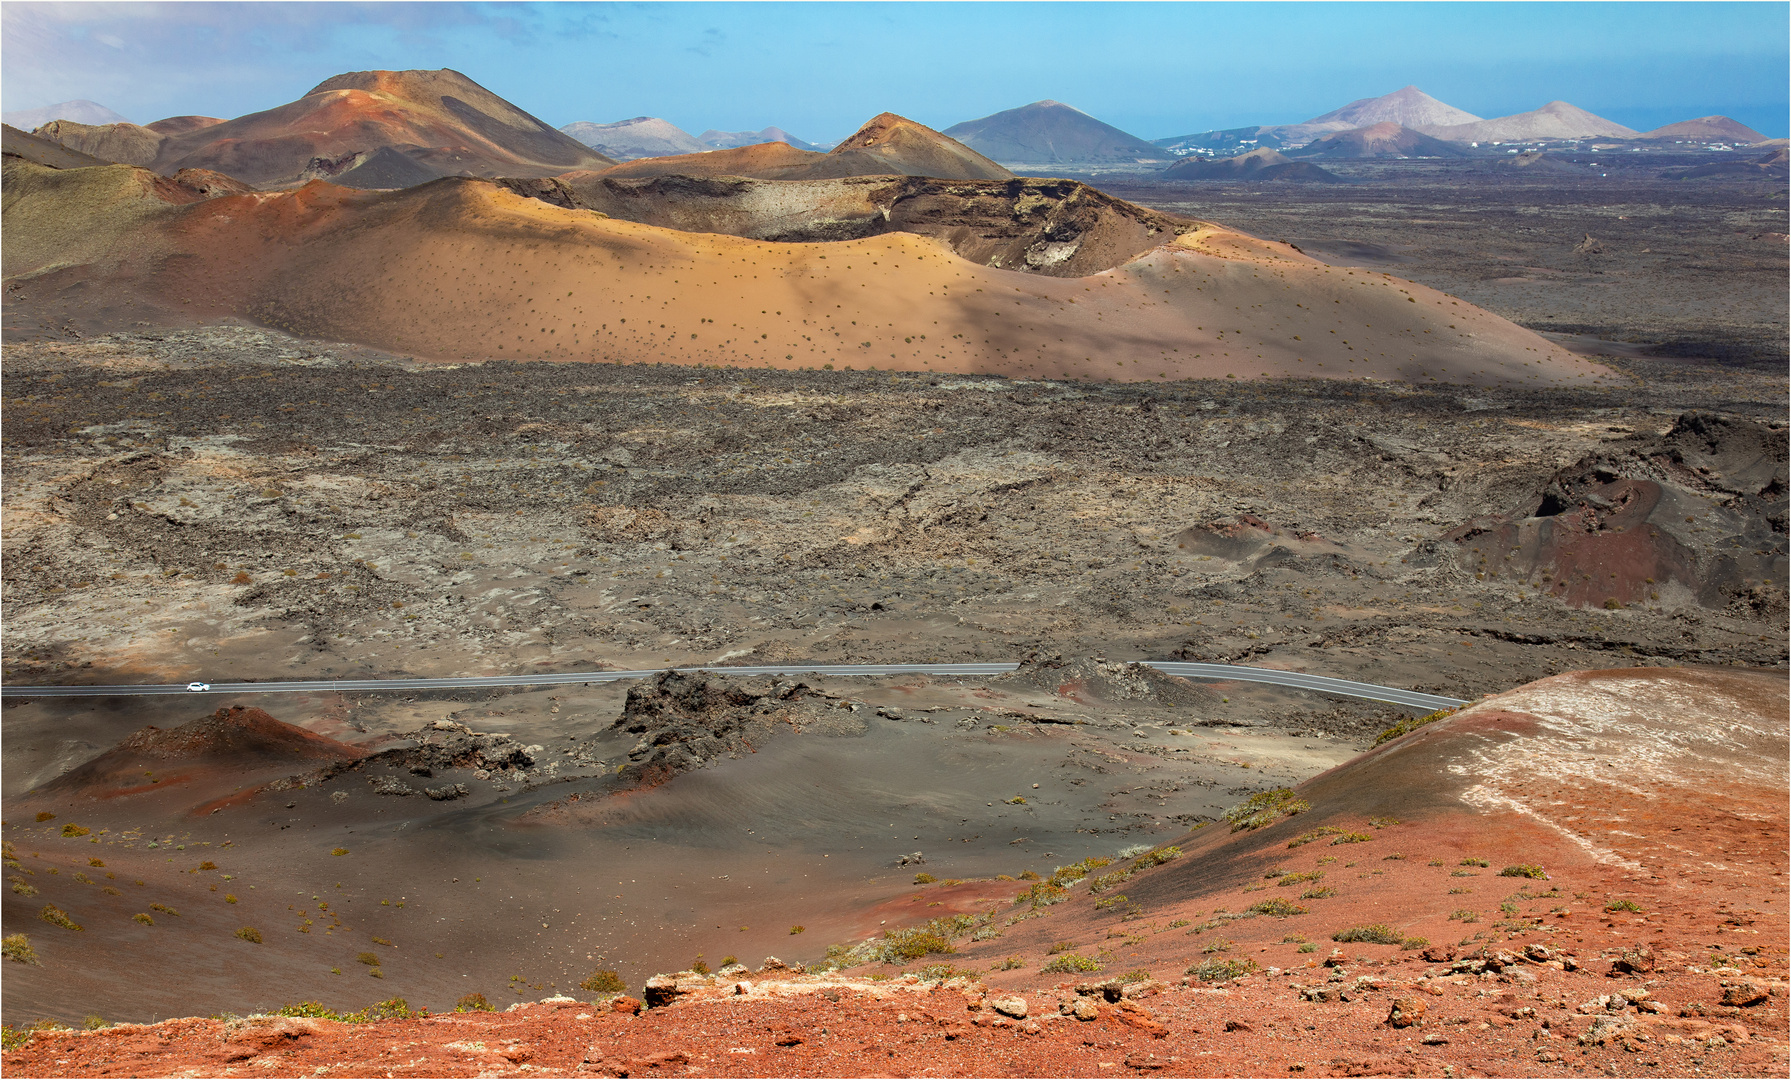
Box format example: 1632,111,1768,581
4,2,1787,140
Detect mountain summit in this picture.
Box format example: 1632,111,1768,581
943,101,1172,166
1305,86,1482,130
1421,100,1637,142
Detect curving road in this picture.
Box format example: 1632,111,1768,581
0,661,1465,711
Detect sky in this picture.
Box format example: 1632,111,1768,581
4,2,1787,141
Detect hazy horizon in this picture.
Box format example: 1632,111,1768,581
4,1,1787,142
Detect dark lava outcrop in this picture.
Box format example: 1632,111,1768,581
991,653,1216,708
1442,411,1787,610
611,671,866,787
552,173,1196,276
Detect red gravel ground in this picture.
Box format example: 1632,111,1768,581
5,665,1785,1078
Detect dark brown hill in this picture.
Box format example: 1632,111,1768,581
1288,122,1471,160
40,705,364,800
1161,147,1342,182
943,100,1172,165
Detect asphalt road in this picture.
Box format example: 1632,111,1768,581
0,662,1466,711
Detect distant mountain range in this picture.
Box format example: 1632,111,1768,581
697,126,827,152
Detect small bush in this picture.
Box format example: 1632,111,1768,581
1300,886,1335,900
331,848,349,857
1186,957,1258,981
1277,870,1323,887
88,859,105,868
225,894,238,904
150,903,179,917
1447,909,1479,923
881,927,953,961
1298,943,1318,953
133,913,154,925
357,951,380,966
1088,868,1132,893
1401,937,1430,950
1332,924,1402,945
1247,898,1309,918
1368,817,1401,829
1287,826,1350,848
1092,893,1130,910
1329,832,1372,846
579,969,626,994
1383,853,1407,861
1115,969,1152,984
1373,708,1456,747
61,824,90,838
1500,864,1548,879
1605,899,1644,914
368,968,383,978
1018,870,1041,881
1013,881,1067,908
235,927,263,943
691,957,711,975
11,880,37,897
913,872,936,885
720,955,738,967
993,956,1026,970
35,812,55,822
1201,938,1234,954
789,925,804,935
2,934,39,965
39,905,82,931
455,993,493,1012
1223,788,1310,832
371,936,392,946
1040,953,1100,975
198,861,217,871
1047,939,1077,954
1459,858,1489,868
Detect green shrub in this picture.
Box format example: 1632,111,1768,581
1223,789,1310,832
2,934,39,965
1247,898,1309,918
579,970,626,994
1186,957,1258,981
38,905,81,931
1459,858,1489,868
133,913,154,926
1368,817,1401,829
1328,832,1372,846
1092,893,1130,910
1013,881,1067,908
1047,939,1077,954
1300,886,1335,900
455,993,493,1012
1201,938,1233,954
1605,899,1644,914
1500,864,1547,879
150,903,179,917
1331,924,1403,944
881,927,953,961
1287,826,1350,848
993,956,1026,970
1018,870,1041,881
1297,943,1318,953
1277,870,1323,887
1089,868,1132,893
1401,937,1429,950
1114,969,1153,984
235,926,263,943
357,951,380,966
1040,953,1100,975
691,957,710,975
789,925,804,935
11,880,38,897
1374,708,1456,747
1447,909,1479,923
913,872,936,885
61,824,90,838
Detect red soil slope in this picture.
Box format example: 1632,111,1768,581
3,158,1614,386
5,666,1782,1077
37,705,364,807
589,112,1010,182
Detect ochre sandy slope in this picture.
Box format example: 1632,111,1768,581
3,160,1611,385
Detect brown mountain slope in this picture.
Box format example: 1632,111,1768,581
145,115,226,136
587,113,1010,182
135,68,613,186
2,156,1613,386
942,100,1173,165
33,119,165,167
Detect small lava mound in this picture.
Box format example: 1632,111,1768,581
1440,410,1787,610
1173,513,1348,571
37,705,364,801
989,652,1216,708
610,670,866,789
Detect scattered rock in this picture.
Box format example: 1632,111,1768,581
610,997,642,1015
1071,999,1100,1021
988,996,1028,1019
1721,981,1768,1008
1420,944,1457,964
1224,1019,1252,1032
642,973,700,1009
611,671,863,788
1386,998,1426,1028
424,783,469,801
1610,945,1655,975
1421,1032,1449,1046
